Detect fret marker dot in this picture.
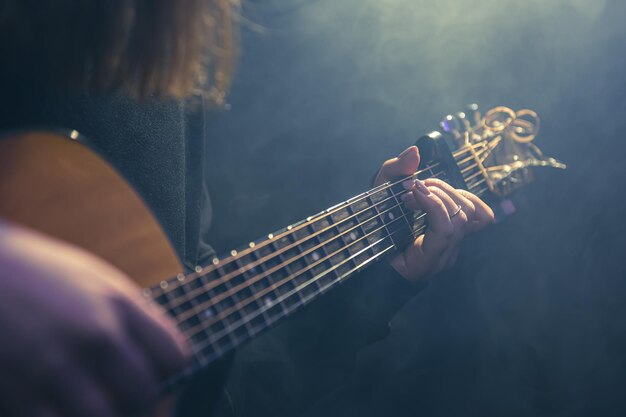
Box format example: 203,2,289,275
195,266,203,273
203,309,213,318
307,216,312,221
388,212,395,220
350,232,357,241
312,252,320,261
264,297,274,307
177,273,185,282
212,257,220,265
287,225,293,230
160,281,168,289
249,242,255,248
268,233,274,239
230,250,238,257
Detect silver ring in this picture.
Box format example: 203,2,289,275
450,205,463,219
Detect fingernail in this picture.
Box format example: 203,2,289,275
400,191,414,202
398,146,416,159
402,179,416,190
414,179,430,195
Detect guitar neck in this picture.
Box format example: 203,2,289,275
149,141,489,386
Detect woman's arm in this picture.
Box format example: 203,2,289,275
0,220,188,417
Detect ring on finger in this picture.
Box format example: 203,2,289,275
450,205,463,219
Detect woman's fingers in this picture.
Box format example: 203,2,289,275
458,189,495,232
424,179,476,225
401,178,487,275
374,146,420,186
401,179,453,258
402,179,454,245
422,181,468,272
376,148,495,281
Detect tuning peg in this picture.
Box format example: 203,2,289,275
455,112,471,132
465,103,481,126
440,115,460,136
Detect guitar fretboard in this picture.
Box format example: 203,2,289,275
150,181,418,365
148,142,488,386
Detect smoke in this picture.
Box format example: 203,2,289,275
295,0,609,115
205,0,626,415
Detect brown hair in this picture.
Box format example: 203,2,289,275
0,0,236,104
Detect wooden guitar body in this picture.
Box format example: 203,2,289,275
0,130,182,285
0,130,185,416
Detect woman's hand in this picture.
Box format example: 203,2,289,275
374,146,494,282
0,221,188,417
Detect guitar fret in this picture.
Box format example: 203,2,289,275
344,200,373,279
249,241,284,323
342,202,372,269
391,184,414,231
273,249,306,309
389,182,418,251
226,258,258,342
312,225,340,290
266,238,295,317
328,207,354,273
290,223,323,298
240,252,274,331
356,200,387,257
290,222,327,292
197,271,231,361
170,272,214,364
154,289,176,317
368,190,399,250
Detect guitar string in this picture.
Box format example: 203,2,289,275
153,161,441,292
173,160,488,327
452,140,491,158
163,180,489,387
165,168,443,314
158,155,488,325
166,200,481,385
155,147,488,308
453,145,485,158
182,178,489,347
181,177,488,345
186,179,489,361
188,213,419,359
156,143,489,301
171,189,429,322
174,234,401,380
456,146,490,167
175,188,428,328
157,140,488,294
460,145,491,174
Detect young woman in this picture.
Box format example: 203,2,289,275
0,1,493,415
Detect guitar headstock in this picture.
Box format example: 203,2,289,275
434,105,566,198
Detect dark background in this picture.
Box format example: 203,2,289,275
204,0,626,415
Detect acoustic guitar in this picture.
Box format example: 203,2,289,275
0,105,564,415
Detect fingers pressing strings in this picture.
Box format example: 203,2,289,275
374,146,420,186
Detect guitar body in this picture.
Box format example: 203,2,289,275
0,130,198,416
0,130,182,286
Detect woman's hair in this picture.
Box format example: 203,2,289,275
0,0,236,104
